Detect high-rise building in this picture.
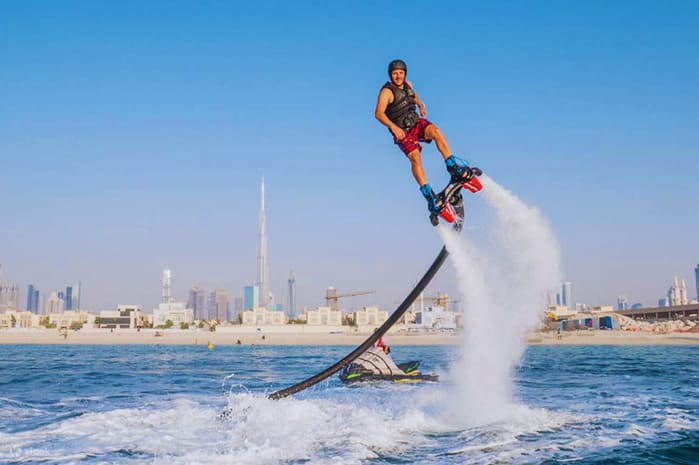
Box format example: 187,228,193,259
244,285,259,310
695,264,699,301
162,269,172,304
562,281,572,309
668,276,689,306
233,296,243,321
288,270,296,319
679,278,688,305
74,281,81,310
187,286,207,320
0,281,19,312
65,286,73,311
208,289,229,322
669,277,675,305
256,178,269,306
46,292,64,314
617,296,628,311
27,284,36,311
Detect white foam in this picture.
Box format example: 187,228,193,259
0,383,663,465
437,175,561,428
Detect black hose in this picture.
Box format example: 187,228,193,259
268,246,449,400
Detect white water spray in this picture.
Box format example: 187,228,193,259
438,175,561,427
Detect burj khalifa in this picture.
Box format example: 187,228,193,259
256,178,268,306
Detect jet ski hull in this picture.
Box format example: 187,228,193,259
340,371,439,384
339,359,439,384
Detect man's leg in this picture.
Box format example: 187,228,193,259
423,124,452,160
424,123,473,179
407,148,442,214
406,149,427,186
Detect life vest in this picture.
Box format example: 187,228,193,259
382,81,419,130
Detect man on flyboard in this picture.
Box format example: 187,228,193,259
375,59,479,219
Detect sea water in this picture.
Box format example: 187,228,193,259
0,344,697,464
2,178,697,464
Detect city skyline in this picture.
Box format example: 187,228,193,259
3,261,698,316
2,3,697,312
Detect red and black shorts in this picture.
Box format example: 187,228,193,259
393,118,433,156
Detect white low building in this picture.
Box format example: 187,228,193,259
50,310,95,329
305,306,341,325
353,305,388,327
547,305,577,320
592,305,614,314
0,310,41,328
100,305,147,329
152,302,192,327
412,306,458,330
241,306,287,326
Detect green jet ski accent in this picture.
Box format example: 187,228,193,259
339,347,439,384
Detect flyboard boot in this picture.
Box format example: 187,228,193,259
445,155,483,193
420,183,456,224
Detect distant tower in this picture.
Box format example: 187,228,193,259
668,276,683,306
233,296,243,320
188,285,207,320
695,265,699,302
7,283,19,310
562,281,572,309
27,284,35,312
162,269,172,304
74,281,81,310
617,295,628,311
26,284,39,312
680,278,688,305
46,292,64,314
208,289,229,322
0,265,5,312
256,178,269,305
65,286,73,311
668,284,674,306
287,270,296,319
244,285,259,310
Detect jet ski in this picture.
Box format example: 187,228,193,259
339,347,439,384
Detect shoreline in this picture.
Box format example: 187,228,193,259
1,328,698,346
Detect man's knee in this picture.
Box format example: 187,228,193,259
425,124,443,140
406,149,422,164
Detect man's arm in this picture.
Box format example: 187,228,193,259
407,81,427,118
375,88,405,140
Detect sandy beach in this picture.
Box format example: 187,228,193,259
526,330,699,346
1,327,698,346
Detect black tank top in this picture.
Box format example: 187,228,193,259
382,81,419,130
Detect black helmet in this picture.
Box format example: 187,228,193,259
388,59,407,76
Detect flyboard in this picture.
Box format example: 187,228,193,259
266,169,483,400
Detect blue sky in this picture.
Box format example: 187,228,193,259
2,1,698,312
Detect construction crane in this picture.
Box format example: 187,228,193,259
424,292,460,310
325,287,376,312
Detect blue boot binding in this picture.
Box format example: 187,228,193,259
419,184,442,214
445,155,474,180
